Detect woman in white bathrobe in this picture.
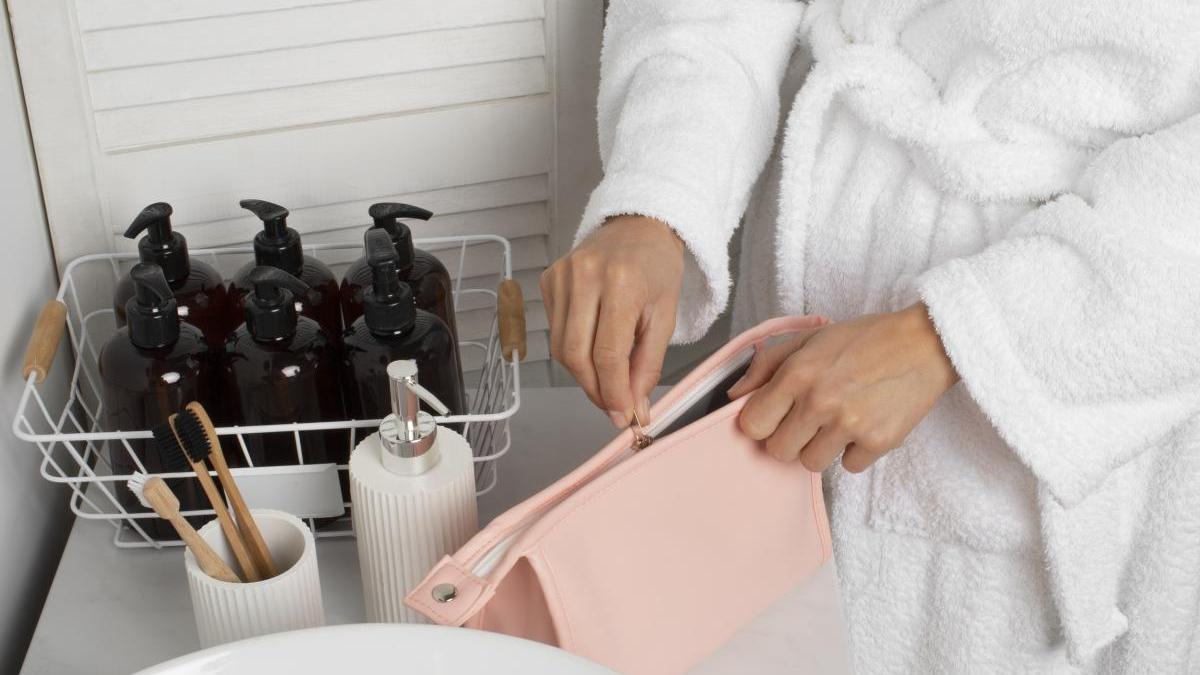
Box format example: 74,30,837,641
541,0,1200,671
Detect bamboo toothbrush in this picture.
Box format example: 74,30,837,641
152,420,260,582
127,472,240,583
176,402,279,579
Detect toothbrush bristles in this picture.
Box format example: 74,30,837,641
151,421,191,471
127,471,152,509
173,409,213,464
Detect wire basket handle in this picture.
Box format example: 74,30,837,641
497,279,526,362
22,300,67,384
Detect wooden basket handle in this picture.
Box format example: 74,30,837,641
497,279,526,362
23,300,67,384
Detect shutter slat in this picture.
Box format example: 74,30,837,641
76,0,352,32
88,22,546,109
80,0,544,68
95,60,548,150
159,202,550,256
103,96,552,222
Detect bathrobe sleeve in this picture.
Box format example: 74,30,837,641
918,114,1200,508
576,0,805,343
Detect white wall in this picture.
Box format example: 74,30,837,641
0,2,72,671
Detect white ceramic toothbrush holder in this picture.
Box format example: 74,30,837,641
185,509,325,648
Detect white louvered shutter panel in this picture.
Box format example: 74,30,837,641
9,0,604,387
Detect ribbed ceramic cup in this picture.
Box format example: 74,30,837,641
185,509,325,648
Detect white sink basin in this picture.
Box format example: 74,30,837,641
136,624,615,674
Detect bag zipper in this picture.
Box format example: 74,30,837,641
634,347,754,446
468,347,756,577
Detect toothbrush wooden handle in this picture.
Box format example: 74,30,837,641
22,300,66,384
189,457,260,582
211,445,278,578
164,511,241,584
498,279,526,362
186,402,278,578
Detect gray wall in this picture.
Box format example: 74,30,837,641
0,2,72,670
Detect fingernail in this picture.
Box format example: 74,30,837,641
607,410,627,428
727,374,748,397
636,397,651,423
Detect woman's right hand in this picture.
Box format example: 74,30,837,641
541,215,685,428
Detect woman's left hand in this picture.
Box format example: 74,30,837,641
727,303,959,473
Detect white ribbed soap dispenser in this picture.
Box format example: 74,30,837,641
350,360,478,623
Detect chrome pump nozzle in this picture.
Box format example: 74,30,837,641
378,360,450,475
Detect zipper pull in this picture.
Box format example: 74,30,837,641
630,411,653,450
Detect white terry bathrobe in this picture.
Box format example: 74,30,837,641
576,0,1200,671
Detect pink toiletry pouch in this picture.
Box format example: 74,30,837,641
406,316,833,675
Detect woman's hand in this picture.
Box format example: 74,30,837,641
541,215,685,427
728,304,959,472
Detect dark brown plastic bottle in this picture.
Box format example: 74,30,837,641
222,267,344,469
113,203,230,350
229,199,342,342
342,230,466,442
100,263,214,540
339,202,459,341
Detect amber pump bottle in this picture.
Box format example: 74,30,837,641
100,263,213,540
113,202,230,349
338,202,458,341
222,266,344,469
342,230,466,440
229,199,341,341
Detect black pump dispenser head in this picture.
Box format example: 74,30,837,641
362,229,416,336
125,263,180,349
124,202,191,284
241,199,303,276
243,266,310,342
367,202,433,271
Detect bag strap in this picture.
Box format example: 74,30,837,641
406,314,828,624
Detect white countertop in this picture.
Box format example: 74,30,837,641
21,388,851,674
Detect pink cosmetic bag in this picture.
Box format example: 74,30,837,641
406,316,833,674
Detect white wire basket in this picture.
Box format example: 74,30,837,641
13,234,525,549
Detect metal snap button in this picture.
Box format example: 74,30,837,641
432,583,458,603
